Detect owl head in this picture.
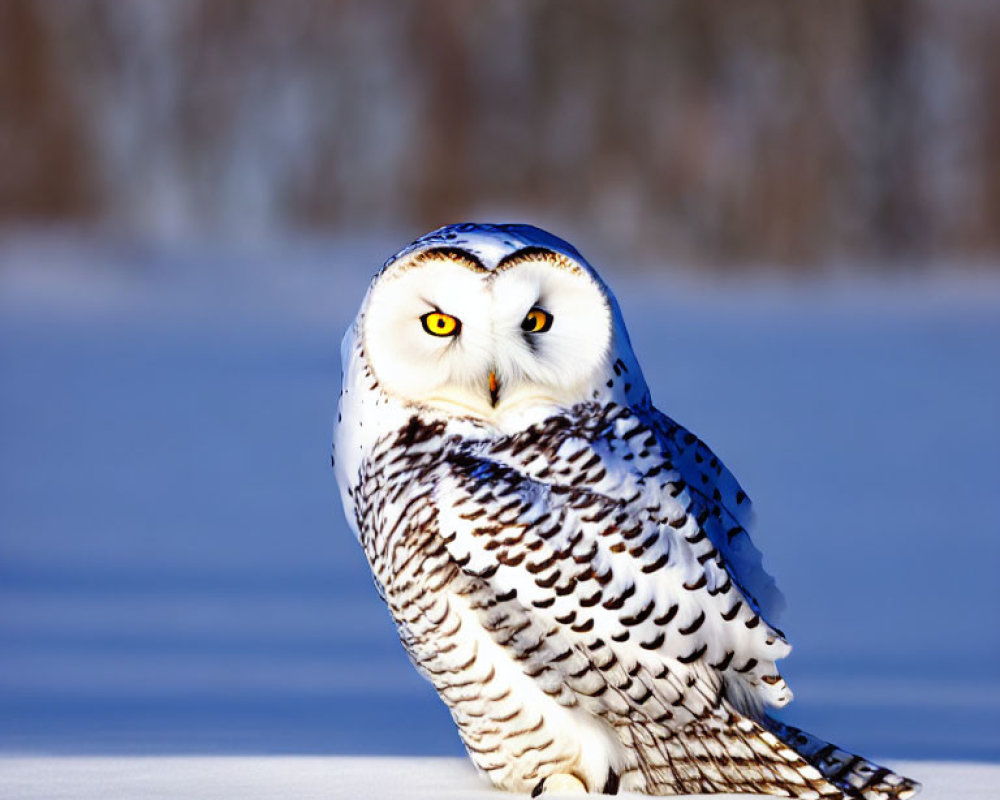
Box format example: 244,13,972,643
349,224,648,424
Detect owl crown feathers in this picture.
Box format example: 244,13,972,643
380,223,592,276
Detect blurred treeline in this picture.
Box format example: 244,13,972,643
2,0,999,267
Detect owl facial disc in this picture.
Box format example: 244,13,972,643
358,225,631,421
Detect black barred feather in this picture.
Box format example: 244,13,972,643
345,407,920,796
765,718,921,800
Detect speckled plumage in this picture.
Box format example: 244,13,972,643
332,224,919,799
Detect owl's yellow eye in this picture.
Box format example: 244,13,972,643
421,311,461,337
521,307,553,333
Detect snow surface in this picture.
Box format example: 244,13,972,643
0,757,997,800
1,237,998,786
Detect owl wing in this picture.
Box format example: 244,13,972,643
644,406,785,623
433,403,792,717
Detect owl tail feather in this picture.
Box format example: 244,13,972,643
631,712,847,798
763,717,921,800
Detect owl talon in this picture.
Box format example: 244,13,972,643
531,773,588,796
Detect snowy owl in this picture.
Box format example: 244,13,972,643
332,223,919,798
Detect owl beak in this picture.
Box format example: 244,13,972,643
489,371,500,407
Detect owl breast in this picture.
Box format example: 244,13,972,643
348,414,623,794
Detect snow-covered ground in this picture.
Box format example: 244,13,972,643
1,235,998,796
0,757,998,800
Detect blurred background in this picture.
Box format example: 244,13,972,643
1,0,998,765
3,0,1000,266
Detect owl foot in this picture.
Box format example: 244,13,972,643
531,773,588,796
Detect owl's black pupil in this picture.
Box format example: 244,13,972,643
436,318,445,328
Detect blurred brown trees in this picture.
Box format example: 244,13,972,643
1,0,998,267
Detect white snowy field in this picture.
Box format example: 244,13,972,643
0,757,998,800
0,235,998,797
